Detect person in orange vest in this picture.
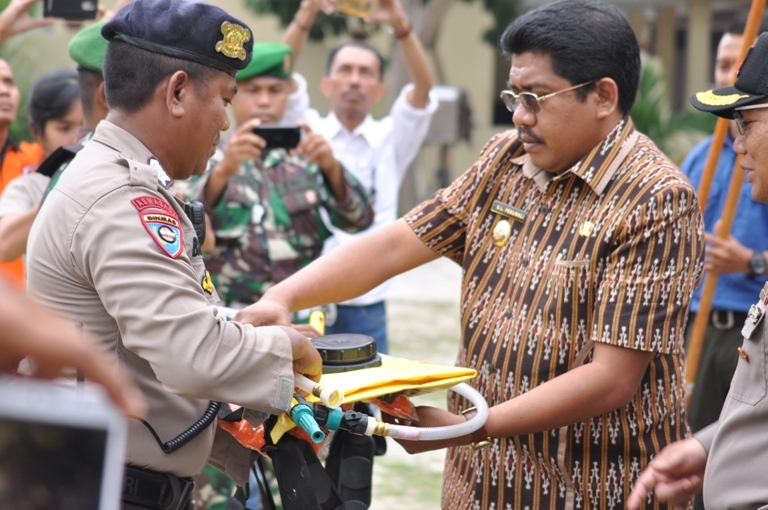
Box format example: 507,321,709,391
0,0,53,286
0,60,44,287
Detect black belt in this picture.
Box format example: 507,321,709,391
123,465,194,510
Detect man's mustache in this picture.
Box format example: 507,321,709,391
518,127,543,144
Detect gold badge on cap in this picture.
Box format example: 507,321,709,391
492,219,512,247
284,54,292,74
694,90,750,107
216,21,251,61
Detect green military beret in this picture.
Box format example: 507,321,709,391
236,42,293,81
68,21,109,73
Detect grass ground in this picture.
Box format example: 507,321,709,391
368,299,462,510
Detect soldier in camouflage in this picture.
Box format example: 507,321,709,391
181,42,373,307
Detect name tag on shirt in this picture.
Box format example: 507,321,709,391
491,200,527,223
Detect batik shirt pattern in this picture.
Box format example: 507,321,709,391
405,117,704,510
183,148,373,305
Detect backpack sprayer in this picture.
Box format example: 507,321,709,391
290,333,489,444
214,306,488,510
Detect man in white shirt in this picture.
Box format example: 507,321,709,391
282,0,437,353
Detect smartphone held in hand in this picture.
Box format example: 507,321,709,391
253,127,302,151
43,0,98,20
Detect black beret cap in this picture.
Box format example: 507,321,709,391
102,0,254,77
691,32,768,118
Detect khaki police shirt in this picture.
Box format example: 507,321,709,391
26,121,295,479
0,172,49,218
696,282,768,510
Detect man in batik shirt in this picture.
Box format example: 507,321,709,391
182,42,373,306
238,1,705,509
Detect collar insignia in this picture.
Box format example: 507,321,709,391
216,22,250,61
149,158,172,188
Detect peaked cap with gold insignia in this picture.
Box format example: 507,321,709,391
691,32,768,118
101,0,253,77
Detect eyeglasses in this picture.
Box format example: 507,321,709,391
499,81,595,114
734,102,768,135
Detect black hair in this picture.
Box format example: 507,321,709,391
500,0,640,113
27,69,80,135
326,41,387,82
76,67,104,120
102,40,218,114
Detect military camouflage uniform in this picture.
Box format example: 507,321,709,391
193,466,236,510
182,146,373,305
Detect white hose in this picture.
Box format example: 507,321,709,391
378,382,489,441
294,372,344,408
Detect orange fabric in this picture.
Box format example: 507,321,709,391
0,140,45,287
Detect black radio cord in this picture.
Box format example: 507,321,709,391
139,401,221,454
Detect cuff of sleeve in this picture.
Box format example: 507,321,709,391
693,421,719,455
325,165,361,210
393,83,440,118
259,325,296,414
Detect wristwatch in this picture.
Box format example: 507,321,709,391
747,251,767,279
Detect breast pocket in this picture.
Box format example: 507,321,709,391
546,259,591,314
728,326,767,406
274,172,328,251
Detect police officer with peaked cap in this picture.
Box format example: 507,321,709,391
25,1,322,508
629,32,768,510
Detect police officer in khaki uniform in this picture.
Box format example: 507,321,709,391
628,32,768,510
25,1,321,508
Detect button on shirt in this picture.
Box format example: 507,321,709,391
405,117,705,510
682,134,768,313
283,74,438,305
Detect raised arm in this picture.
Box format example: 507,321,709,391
283,0,328,65
369,0,433,108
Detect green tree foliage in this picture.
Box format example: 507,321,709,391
630,53,716,164
245,0,519,46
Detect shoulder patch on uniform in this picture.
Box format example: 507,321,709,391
131,195,184,259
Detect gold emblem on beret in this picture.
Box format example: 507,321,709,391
695,90,750,107
283,54,292,74
215,21,251,61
